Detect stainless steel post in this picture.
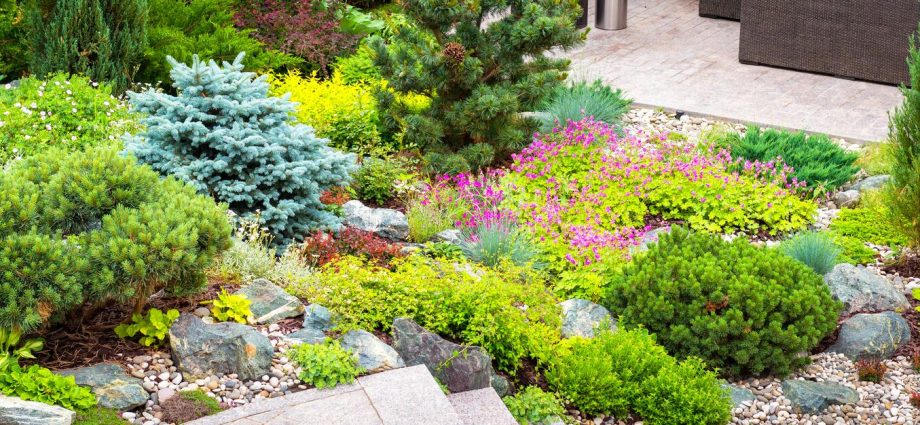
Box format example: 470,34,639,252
596,0,627,30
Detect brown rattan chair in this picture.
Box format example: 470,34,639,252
699,0,740,21
739,0,920,85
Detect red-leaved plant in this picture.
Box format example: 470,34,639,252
297,227,403,268
235,0,359,74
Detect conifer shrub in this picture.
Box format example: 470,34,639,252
716,126,859,195
0,147,231,331
137,0,300,87
24,0,147,92
0,73,141,163
368,0,586,159
126,53,355,247
603,227,841,377
545,328,731,423
886,31,920,249
289,255,561,372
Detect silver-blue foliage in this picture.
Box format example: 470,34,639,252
125,53,356,246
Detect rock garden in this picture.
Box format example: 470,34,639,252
1,1,920,425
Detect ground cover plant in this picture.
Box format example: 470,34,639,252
0,73,140,163
289,340,363,389
126,53,355,247
368,0,587,163
830,191,907,248
603,227,841,377
288,255,560,372
715,125,859,195
545,328,731,423
503,386,565,425
0,146,231,333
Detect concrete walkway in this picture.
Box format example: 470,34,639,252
570,0,904,143
185,365,516,425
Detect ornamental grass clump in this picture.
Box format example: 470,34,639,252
780,231,840,275
126,53,355,247
603,227,841,377
537,79,632,133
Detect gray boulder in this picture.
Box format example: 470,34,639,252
303,304,334,332
392,318,499,394
58,363,148,410
833,190,860,208
0,395,74,425
722,383,755,408
339,330,405,373
235,278,304,324
433,229,463,245
824,264,908,315
782,380,858,414
827,311,911,360
286,328,327,345
169,314,273,381
343,200,409,241
559,299,616,338
850,175,890,192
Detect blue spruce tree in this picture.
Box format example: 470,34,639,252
125,53,355,246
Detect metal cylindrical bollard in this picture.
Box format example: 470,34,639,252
576,0,589,29
596,0,627,30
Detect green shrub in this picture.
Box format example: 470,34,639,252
779,232,840,275
24,0,147,93
857,142,893,176
0,364,96,410
634,358,733,425
457,144,495,173
0,1,27,80
0,73,141,164
289,340,363,389
459,222,541,268
334,46,382,84
830,192,907,248
422,152,472,176
886,33,920,248
603,227,840,377
418,242,464,260
503,386,565,425
289,255,561,372
831,233,877,265
716,126,859,194
205,290,253,324
537,79,632,133
545,328,730,423
137,0,299,86
0,147,231,331
351,157,412,205
114,308,180,347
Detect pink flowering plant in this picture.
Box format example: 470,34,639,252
417,118,816,299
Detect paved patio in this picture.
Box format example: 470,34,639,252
571,0,904,143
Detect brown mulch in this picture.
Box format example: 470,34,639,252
29,278,239,370
895,288,920,361
883,250,920,280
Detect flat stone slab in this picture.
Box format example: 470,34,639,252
58,363,148,411
184,365,465,425
235,278,304,324
448,388,518,425
782,380,858,414
0,394,74,425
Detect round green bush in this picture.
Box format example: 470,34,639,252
545,328,731,424
0,147,232,331
603,227,841,377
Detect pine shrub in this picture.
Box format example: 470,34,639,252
0,147,231,332
545,328,731,423
886,29,920,249
716,126,859,194
603,227,840,377
24,0,148,92
368,0,586,157
0,0,26,80
126,53,355,247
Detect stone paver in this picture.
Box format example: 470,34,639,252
447,388,518,425
186,365,463,425
571,0,903,142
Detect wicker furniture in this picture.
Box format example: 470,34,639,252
739,0,920,85
699,0,740,21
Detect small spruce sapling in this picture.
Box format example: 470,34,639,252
125,53,356,247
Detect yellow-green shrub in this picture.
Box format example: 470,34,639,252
287,255,561,372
